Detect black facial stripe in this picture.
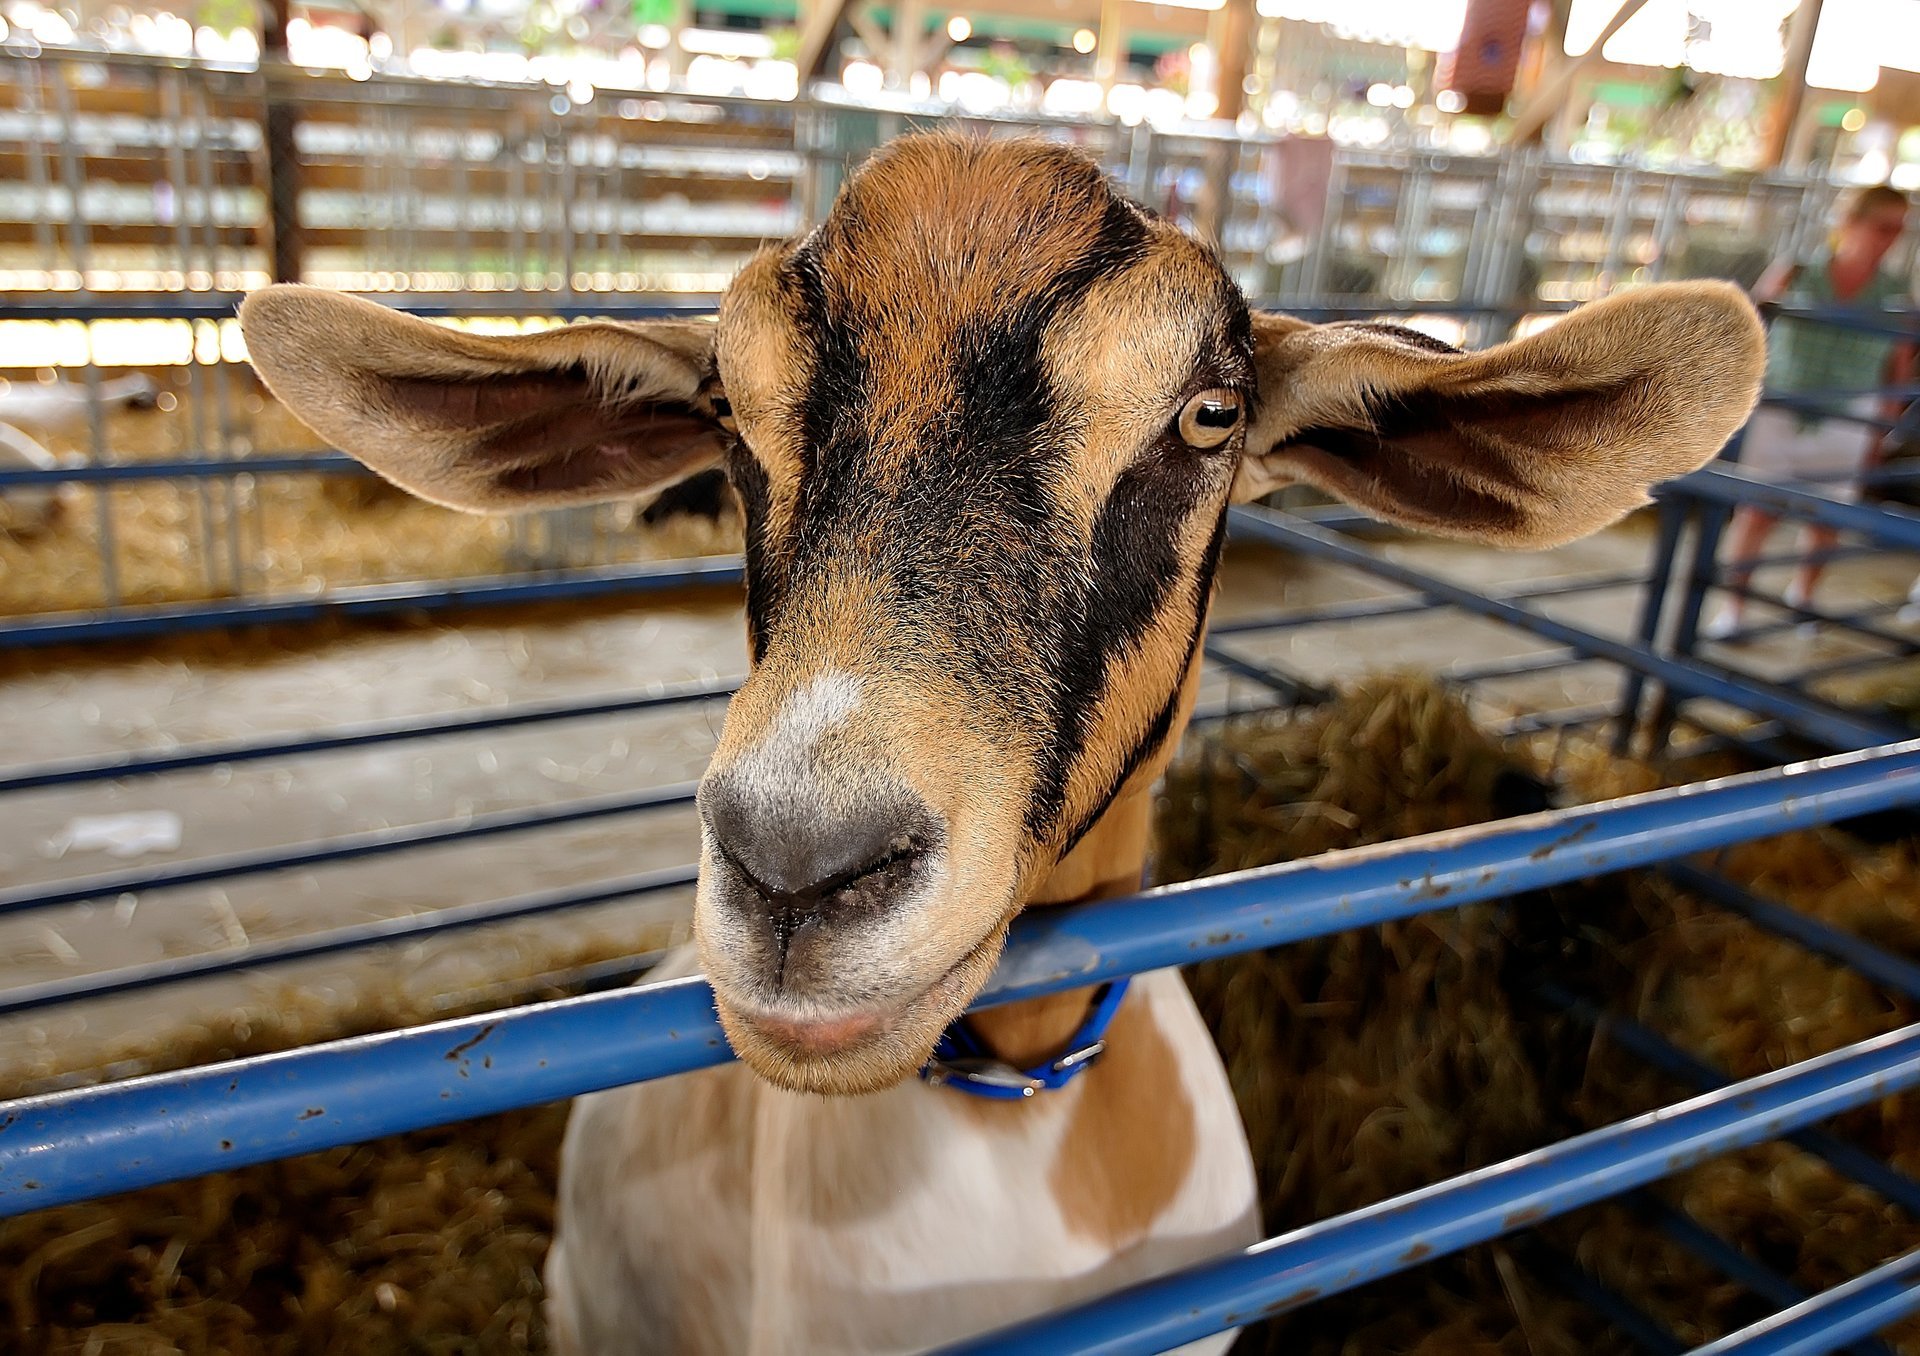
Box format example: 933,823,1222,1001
1053,497,1229,859
742,169,1252,861
786,237,865,465
1024,446,1223,843
725,446,777,662
772,191,1154,608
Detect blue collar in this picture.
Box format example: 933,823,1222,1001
919,978,1130,1100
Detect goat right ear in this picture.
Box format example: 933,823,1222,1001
238,285,729,513
1234,283,1765,548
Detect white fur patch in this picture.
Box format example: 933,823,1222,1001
724,669,864,810
770,669,863,747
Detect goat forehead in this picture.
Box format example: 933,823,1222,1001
713,141,1250,497
812,138,1148,323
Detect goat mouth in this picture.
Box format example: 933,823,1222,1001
715,923,1011,1092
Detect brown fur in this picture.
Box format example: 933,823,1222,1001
237,291,728,513
1050,994,1198,1248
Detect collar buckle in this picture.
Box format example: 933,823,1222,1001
922,1057,1047,1097
920,978,1129,1102
1049,1038,1107,1076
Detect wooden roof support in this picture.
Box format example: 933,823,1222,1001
1211,0,1256,124
797,0,858,84
1193,0,1256,244
1508,0,1654,146
1094,0,1127,90
1763,0,1825,171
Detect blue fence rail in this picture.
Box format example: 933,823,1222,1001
5,740,1920,1356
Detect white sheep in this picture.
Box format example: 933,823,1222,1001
0,375,161,536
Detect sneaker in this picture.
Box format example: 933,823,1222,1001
1700,607,1744,642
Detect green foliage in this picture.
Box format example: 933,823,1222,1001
197,0,255,38
976,42,1033,90
765,23,799,61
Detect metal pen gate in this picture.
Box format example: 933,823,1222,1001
0,47,1867,650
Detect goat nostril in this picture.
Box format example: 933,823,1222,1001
718,828,925,910
699,774,939,909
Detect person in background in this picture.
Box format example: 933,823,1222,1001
1703,183,1913,641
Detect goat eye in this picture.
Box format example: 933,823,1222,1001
710,393,738,433
1176,389,1242,450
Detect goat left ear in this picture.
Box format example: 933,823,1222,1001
239,285,728,514
1233,282,1766,549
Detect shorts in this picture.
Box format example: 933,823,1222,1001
1737,396,1878,503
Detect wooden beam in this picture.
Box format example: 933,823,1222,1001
1508,0,1654,146
1211,0,1255,124
1094,0,1127,90
1192,0,1256,242
1763,0,1825,171
849,5,890,62
260,0,303,284
796,0,857,84
888,0,925,83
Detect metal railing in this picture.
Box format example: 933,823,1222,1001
0,45,1881,642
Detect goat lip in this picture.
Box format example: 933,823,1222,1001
725,936,989,1063
737,1006,892,1057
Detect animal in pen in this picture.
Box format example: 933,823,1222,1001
0,375,162,440
0,375,163,537
238,133,1765,1352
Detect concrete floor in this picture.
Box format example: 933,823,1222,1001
4,512,1916,1086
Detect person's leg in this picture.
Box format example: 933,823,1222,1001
1786,525,1839,611
1702,507,1779,639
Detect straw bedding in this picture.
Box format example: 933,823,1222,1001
1164,685,1920,1354
5,676,1920,1352
0,929,678,1356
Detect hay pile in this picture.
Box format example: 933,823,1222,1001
1815,660,1920,733
1159,676,1605,1356
1157,680,1920,1354
8,675,1920,1353
1542,739,1920,1350
0,377,743,618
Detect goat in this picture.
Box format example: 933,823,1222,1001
0,374,159,439
237,133,1765,1354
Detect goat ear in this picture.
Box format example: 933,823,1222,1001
1233,282,1766,549
238,285,728,514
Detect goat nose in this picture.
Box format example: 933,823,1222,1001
698,773,939,906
